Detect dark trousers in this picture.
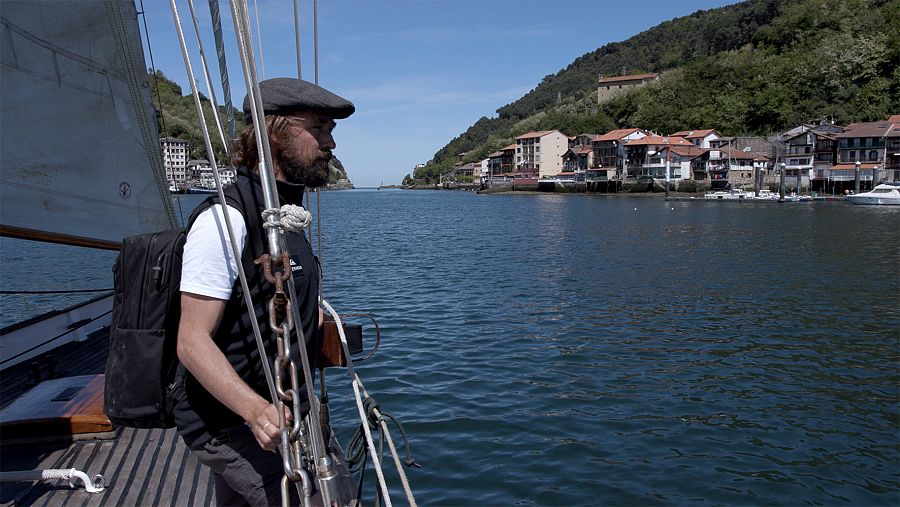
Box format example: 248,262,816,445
191,425,308,506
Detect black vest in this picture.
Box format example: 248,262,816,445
174,167,321,449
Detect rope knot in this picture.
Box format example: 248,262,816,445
279,204,311,232
363,396,382,427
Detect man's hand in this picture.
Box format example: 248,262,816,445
247,400,294,451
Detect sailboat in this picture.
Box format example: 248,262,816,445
0,1,416,504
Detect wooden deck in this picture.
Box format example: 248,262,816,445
0,330,214,506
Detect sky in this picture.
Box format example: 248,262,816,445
140,0,740,187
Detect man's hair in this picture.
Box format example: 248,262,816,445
231,115,294,170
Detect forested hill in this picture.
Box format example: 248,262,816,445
412,0,900,183
149,71,350,184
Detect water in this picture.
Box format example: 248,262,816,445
2,191,898,505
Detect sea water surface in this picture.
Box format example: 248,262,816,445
1,190,898,505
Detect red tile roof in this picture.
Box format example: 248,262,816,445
502,144,517,151
624,135,690,146
595,128,643,142
669,145,709,159
670,129,718,139
598,73,658,84
711,147,761,160
838,121,894,138
887,114,900,123
516,130,558,140
570,146,593,155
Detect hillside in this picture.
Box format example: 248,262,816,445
411,0,900,183
149,71,350,184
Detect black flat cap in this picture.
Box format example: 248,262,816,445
242,77,355,123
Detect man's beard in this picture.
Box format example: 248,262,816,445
280,159,330,187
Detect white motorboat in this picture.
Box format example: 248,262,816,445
846,183,900,206
704,189,748,200
753,189,779,201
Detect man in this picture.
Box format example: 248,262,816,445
173,77,354,505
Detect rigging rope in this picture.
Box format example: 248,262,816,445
320,300,392,506
253,0,265,79
207,0,235,140
293,0,302,79
228,2,335,503
186,0,229,159
138,0,169,142
168,0,279,410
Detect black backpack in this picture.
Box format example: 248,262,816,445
104,190,251,428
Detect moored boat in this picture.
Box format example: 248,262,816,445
186,185,219,194
753,189,779,201
704,189,748,200
846,183,900,205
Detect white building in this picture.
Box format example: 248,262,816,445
160,137,189,185
515,130,569,179
188,159,235,189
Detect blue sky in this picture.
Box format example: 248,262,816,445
141,0,739,187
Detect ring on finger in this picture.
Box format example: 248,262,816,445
263,422,271,432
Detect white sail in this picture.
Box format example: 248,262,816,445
0,0,177,250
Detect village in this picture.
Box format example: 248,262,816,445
420,74,900,196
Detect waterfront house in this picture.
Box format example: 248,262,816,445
830,119,895,189
515,130,568,179
160,137,189,187
486,143,516,181
589,128,646,182
562,145,592,174
812,131,839,190
670,129,720,148
623,135,691,178
776,124,843,190
668,145,711,181
455,161,478,183
766,126,835,190
597,73,658,103
706,147,766,188
885,117,900,182
562,134,600,178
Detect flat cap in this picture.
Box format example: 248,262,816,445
242,77,355,123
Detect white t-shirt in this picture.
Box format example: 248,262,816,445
181,204,248,300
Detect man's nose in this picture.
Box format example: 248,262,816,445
320,131,336,150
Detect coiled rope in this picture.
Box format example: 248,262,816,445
346,396,420,505
321,299,419,507
279,204,312,232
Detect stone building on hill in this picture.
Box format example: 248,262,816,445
597,73,658,103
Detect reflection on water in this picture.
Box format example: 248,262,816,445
2,190,898,505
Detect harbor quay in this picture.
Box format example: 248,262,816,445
408,113,900,196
